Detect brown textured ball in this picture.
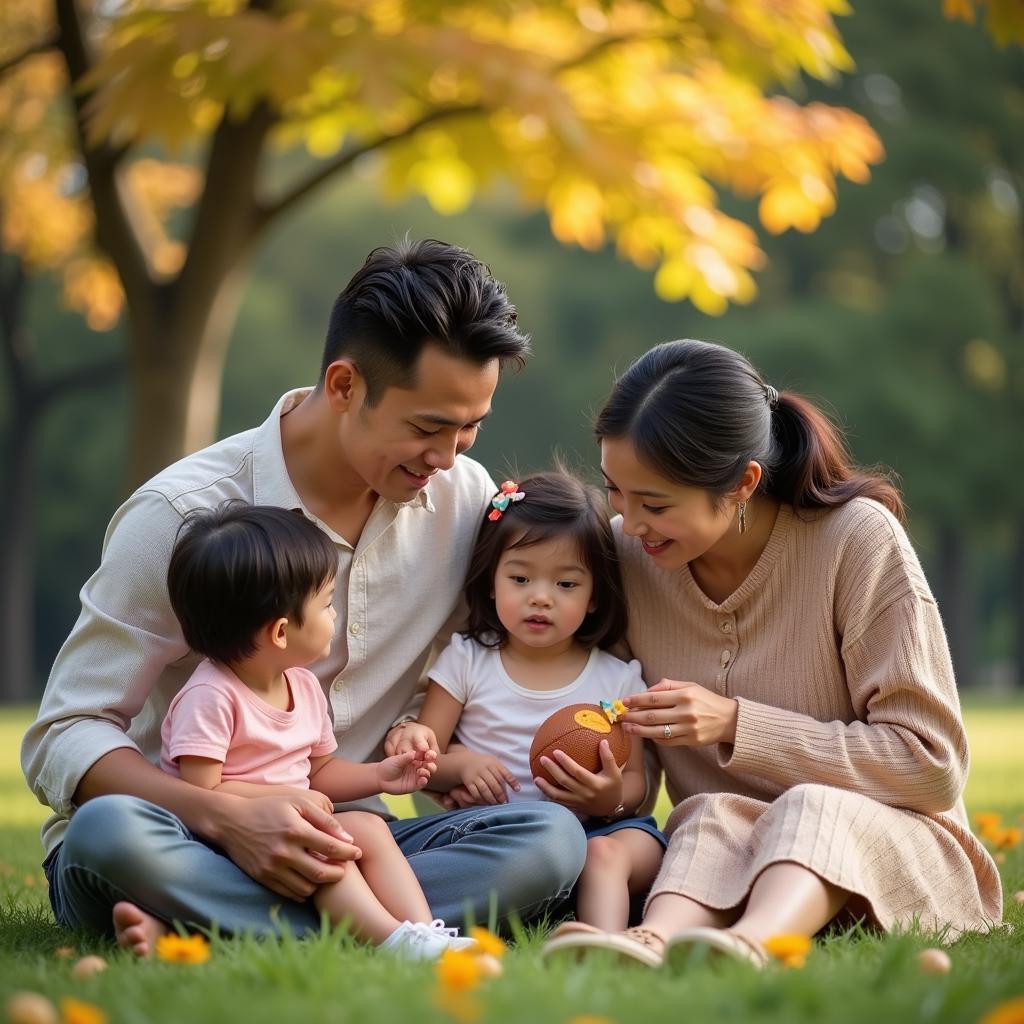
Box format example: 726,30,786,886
529,703,631,786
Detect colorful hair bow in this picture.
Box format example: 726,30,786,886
488,480,525,521
600,699,628,724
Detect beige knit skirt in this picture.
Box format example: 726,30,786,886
648,783,1002,936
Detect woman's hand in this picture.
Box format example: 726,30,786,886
534,740,623,817
622,679,739,746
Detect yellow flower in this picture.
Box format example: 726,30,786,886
60,998,108,1024
979,997,1024,1024
155,933,211,964
469,927,507,959
436,948,482,993
763,933,812,968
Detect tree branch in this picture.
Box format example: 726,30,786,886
254,28,676,231
53,0,156,327
256,102,483,230
0,32,59,79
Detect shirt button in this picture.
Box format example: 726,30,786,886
349,622,361,636
721,649,732,666
721,621,733,634
333,678,344,691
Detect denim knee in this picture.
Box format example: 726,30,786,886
60,795,183,883
513,803,587,900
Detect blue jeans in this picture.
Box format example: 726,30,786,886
43,796,586,938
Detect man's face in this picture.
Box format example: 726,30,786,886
336,344,499,502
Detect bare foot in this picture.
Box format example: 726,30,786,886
113,901,168,958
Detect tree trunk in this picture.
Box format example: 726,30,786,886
0,391,37,704
935,522,975,688
1014,520,1024,690
121,261,250,492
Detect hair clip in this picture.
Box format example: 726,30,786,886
488,480,525,521
600,699,628,724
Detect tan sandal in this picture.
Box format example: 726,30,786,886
664,927,768,970
541,925,665,968
547,921,604,940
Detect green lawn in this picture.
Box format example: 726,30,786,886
1,703,1022,1024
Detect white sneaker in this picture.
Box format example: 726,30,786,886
418,918,477,952
379,919,473,960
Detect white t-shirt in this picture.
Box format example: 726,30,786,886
429,633,646,803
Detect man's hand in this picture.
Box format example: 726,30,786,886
211,794,360,902
385,721,439,757
534,740,624,817
375,749,438,795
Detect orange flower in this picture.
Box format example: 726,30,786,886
432,990,482,1024
995,828,1021,850
155,933,211,964
436,949,483,993
975,812,1003,839
567,1018,617,1024
59,998,107,1024
469,927,507,959
763,933,812,968
979,997,1024,1024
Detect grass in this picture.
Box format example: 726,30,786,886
1,702,1022,1024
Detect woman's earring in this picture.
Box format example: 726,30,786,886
737,501,747,535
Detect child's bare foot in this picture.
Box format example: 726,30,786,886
113,901,168,958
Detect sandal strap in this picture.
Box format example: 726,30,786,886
624,927,666,951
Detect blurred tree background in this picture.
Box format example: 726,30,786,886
0,0,1022,702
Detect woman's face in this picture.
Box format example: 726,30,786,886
600,437,735,571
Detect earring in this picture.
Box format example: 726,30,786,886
737,501,747,535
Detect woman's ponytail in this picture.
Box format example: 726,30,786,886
767,392,904,521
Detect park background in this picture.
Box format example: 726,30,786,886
1,1,1023,1022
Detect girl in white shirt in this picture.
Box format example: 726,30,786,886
394,472,666,931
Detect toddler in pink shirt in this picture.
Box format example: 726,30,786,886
161,502,473,959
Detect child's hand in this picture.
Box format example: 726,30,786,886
534,740,624,817
375,749,438,795
301,789,337,817
385,721,439,757
459,752,520,805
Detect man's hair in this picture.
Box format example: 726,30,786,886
167,503,337,664
320,238,531,404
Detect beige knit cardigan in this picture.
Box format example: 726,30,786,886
616,498,1002,935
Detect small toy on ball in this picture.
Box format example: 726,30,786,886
529,700,631,786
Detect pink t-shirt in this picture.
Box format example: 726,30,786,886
160,659,338,787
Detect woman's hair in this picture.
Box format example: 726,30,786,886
594,339,903,520
463,471,628,650
167,503,338,664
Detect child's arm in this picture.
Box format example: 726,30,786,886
534,736,648,819
412,683,519,803
307,749,437,801
177,756,335,815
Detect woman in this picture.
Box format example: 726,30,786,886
543,339,1001,968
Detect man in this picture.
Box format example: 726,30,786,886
22,239,586,951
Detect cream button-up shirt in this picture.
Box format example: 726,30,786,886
21,389,494,857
